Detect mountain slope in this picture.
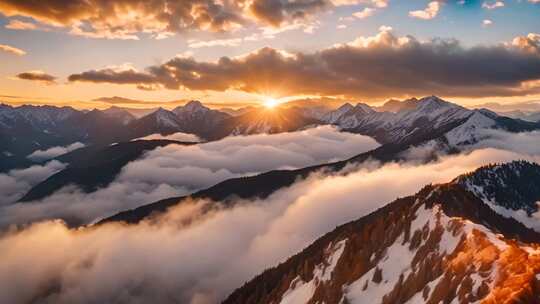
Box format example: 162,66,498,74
324,96,540,147
213,107,322,139
223,161,540,304
172,100,231,139
128,108,184,138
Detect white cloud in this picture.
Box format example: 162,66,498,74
27,142,86,161
482,19,493,27
409,1,441,20
134,132,201,142
353,7,376,19
0,44,26,56
188,38,243,48
0,161,66,205
482,1,504,10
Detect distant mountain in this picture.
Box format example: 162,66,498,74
223,161,540,304
219,106,258,117
3,97,539,174
375,97,419,113
172,100,231,138
323,96,540,146
497,110,540,123
128,108,185,138
102,106,136,125
219,106,322,138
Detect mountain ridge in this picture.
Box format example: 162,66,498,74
222,161,540,304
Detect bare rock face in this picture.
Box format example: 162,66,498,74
223,161,540,304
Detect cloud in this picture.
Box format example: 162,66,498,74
353,7,376,19
0,126,379,226
0,43,26,56
0,161,66,205
482,0,504,10
16,70,57,84
0,143,538,304
188,38,243,49
474,100,540,112
511,33,540,54
482,19,493,27
0,0,339,39
27,142,86,162
69,29,540,99
134,132,201,142
248,0,328,26
68,64,154,85
471,129,540,155
409,1,441,20
5,20,38,30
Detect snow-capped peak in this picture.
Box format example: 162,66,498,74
174,100,209,115
153,108,181,128
353,103,375,114
413,95,461,113
323,103,354,123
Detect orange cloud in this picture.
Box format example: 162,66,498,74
0,43,26,56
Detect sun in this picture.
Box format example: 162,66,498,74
263,97,280,108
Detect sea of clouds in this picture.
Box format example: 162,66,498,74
0,126,380,226
1,128,540,304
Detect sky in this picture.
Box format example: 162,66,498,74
0,0,539,109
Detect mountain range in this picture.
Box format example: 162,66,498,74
223,161,540,304
6,96,540,223
3,96,540,303
2,97,539,164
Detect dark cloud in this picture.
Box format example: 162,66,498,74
68,30,540,99
0,0,335,39
67,66,154,85
249,0,328,26
16,71,57,84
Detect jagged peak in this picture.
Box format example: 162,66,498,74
416,95,452,107
337,102,353,111
375,98,418,113
173,100,210,114
184,100,204,108
476,108,499,119
353,102,375,113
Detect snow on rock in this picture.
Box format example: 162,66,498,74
279,239,347,304
445,111,496,147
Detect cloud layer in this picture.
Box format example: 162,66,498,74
0,126,379,226
27,142,85,161
0,161,66,205
68,29,540,99
1,144,539,304
134,132,201,142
